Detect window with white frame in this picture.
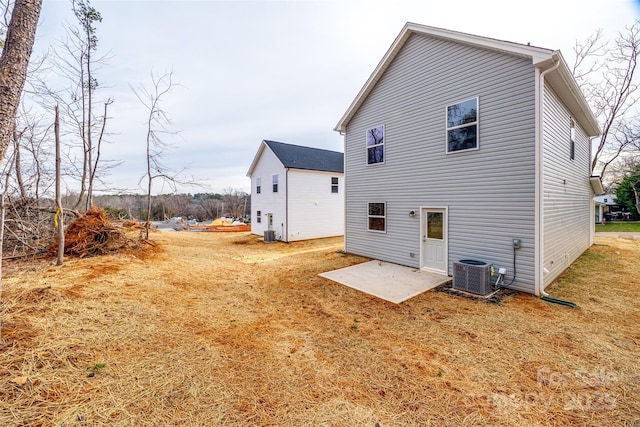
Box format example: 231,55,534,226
331,177,339,193
272,175,278,192
366,125,385,164
446,97,478,153
256,210,261,223
570,118,576,160
367,202,386,232
256,177,261,194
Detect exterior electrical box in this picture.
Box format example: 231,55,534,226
453,259,492,295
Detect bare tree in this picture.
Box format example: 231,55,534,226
131,70,182,239
34,0,114,211
222,188,249,219
0,0,43,166
572,21,640,179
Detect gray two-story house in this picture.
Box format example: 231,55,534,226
334,23,602,296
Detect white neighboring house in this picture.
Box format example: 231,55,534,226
594,194,618,223
247,140,344,242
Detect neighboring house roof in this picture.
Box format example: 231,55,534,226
334,22,600,138
247,140,344,176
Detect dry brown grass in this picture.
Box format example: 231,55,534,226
1,232,638,426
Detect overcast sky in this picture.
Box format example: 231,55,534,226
31,0,640,195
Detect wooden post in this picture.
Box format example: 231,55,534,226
55,105,64,265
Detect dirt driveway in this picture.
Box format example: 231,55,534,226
1,232,638,426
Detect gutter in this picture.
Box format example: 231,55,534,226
535,56,561,298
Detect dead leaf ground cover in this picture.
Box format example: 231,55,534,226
0,232,638,426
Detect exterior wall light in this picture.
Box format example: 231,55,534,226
409,210,416,217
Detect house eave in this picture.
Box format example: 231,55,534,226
335,22,600,139
246,140,269,177
590,176,605,195
335,22,558,134
541,54,601,138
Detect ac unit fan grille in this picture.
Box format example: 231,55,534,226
453,260,491,295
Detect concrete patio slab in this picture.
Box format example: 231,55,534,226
320,260,451,304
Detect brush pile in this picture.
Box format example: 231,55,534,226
50,207,136,257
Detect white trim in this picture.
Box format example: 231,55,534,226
445,96,479,154
589,176,605,195
333,23,599,138
331,176,339,193
366,124,385,166
419,206,448,274
335,22,557,134
247,141,268,177
535,59,561,297
534,66,542,297
367,201,387,233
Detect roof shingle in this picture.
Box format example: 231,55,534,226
264,140,344,173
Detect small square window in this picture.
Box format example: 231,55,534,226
366,125,385,164
331,177,339,193
256,177,261,194
367,202,386,232
272,175,278,193
446,97,478,153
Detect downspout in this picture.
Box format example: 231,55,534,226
285,168,289,243
536,57,560,297
340,130,347,252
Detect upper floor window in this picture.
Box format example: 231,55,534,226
331,177,339,193
368,202,386,232
256,177,261,194
570,119,576,160
446,97,478,153
366,125,385,164
272,175,278,192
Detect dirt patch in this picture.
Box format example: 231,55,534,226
0,233,638,426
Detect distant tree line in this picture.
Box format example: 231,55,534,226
91,190,250,222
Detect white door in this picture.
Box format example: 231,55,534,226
422,208,447,273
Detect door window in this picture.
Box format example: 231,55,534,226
427,212,443,240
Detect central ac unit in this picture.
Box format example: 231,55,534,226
453,259,492,295
264,230,276,242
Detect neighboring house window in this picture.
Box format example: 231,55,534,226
331,177,339,193
570,119,576,160
604,199,608,203
256,177,261,194
256,210,261,223
272,175,278,192
446,97,478,153
366,125,385,164
368,202,386,232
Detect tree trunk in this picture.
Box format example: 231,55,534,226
13,126,27,199
0,0,43,166
55,105,64,265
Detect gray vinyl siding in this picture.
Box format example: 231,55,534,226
344,34,537,293
542,85,592,288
